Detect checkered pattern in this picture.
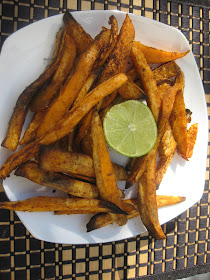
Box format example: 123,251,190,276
0,0,210,279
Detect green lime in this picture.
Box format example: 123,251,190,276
103,100,157,157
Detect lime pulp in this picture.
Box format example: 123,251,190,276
103,100,157,157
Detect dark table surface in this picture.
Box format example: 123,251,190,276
0,0,210,279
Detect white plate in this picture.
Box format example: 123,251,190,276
0,10,208,244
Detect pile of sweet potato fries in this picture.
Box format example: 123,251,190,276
0,12,198,239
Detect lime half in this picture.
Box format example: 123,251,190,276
103,100,157,157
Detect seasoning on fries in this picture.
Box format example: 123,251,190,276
0,11,198,239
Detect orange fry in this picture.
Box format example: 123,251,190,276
0,197,127,215
186,123,198,159
133,41,190,64
91,111,127,226
170,82,188,160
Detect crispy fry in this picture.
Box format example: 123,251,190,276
99,14,135,109
86,195,186,231
91,111,127,226
1,28,65,151
37,28,112,138
92,15,118,71
15,161,99,198
133,41,190,64
0,197,127,215
0,141,40,179
39,147,95,177
118,79,146,100
158,122,177,157
186,123,198,159
30,32,77,112
156,122,177,185
154,63,179,185
170,78,188,160
20,109,46,145
73,71,98,106
131,43,161,122
153,61,180,85
138,154,166,239
39,146,128,182
63,11,93,55
157,82,174,100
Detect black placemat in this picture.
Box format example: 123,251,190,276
0,1,210,279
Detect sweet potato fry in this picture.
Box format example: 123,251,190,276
0,197,127,214
1,28,65,151
91,111,127,226
132,41,190,64
39,147,95,178
169,79,188,160
156,122,177,186
138,154,166,239
65,71,97,152
99,14,135,109
30,32,77,112
37,28,112,138
131,43,161,122
20,109,46,145
186,123,198,159
0,141,40,179
118,79,146,100
55,191,125,215
158,123,177,158
86,195,186,231
153,61,180,86
154,63,179,185
63,11,93,55
0,74,127,179
92,15,118,71
15,161,99,198
73,71,98,106
39,146,128,182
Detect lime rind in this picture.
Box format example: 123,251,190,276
103,100,157,157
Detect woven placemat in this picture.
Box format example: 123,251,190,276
0,0,210,279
